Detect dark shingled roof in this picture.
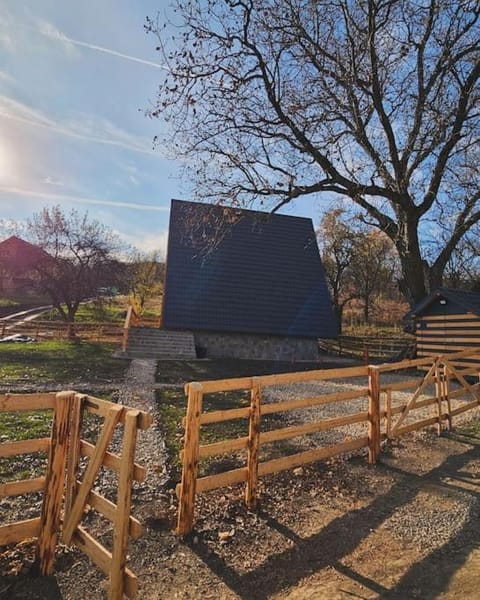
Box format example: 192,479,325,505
405,288,480,319
162,200,338,338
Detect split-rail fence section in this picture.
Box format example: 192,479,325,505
177,349,480,535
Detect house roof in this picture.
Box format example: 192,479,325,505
0,236,49,272
405,288,480,319
162,199,338,338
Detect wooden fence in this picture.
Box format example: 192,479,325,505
176,349,480,535
0,391,152,599
319,334,415,362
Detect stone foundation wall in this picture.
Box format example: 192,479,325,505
193,331,319,361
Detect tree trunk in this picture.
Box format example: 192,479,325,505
395,215,428,306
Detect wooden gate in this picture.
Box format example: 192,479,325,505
0,391,152,600
387,349,480,438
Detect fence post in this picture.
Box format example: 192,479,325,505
177,382,203,536
368,366,381,464
110,409,139,600
245,378,261,509
35,390,75,575
443,364,452,431
434,364,443,436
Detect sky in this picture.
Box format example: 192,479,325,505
0,1,321,258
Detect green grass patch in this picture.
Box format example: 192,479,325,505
0,409,53,482
0,341,128,385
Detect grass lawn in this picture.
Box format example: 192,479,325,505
0,340,129,386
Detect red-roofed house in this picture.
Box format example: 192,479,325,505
0,236,49,294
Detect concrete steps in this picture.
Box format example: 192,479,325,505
122,327,196,359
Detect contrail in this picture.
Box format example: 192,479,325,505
0,186,169,212
34,21,169,70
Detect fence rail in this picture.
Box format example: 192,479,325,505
319,334,415,361
176,348,480,535
0,391,152,600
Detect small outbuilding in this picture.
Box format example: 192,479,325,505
162,199,338,360
405,288,480,360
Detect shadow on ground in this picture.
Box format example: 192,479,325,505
188,436,480,599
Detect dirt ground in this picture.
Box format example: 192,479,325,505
2,427,480,600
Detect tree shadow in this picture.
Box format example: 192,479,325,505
0,575,63,600
187,442,480,599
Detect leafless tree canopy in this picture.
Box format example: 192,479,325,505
27,206,123,324
147,0,479,305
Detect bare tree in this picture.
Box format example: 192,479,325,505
147,0,480,305
319,206,402,327
128,249,164,314
318,208,357,329
26,206,123,332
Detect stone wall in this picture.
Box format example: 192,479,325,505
193,331,319,361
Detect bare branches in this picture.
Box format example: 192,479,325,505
148,0,480,303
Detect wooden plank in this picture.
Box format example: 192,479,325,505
83,395,152,430
376,356,436,373
62,404,123,544
444,362,480,403
80,441,146,483
0,393,56,411
0,518,41,546
199,406,250,425
257,437,369,477
418,313,476,321
197,365,369,393
0,437,50,458
417,335,480,343
259,411,368,445
0,476,46,498
380,379,424,392
110,410,139,600
261,388,369,415
434,365,443,436
450,399,480,417
390,363,437,435
73,526,138,599
449,383,480,399
385,390,392,437
194,466,248,494
64,394,85,528
198,436,249,459
417,343,480,352
368,367,381,464
87,488,142,539
36,391,75,576
245,378,261,509
443,364,452,431
390,396,437,416
177,383,202,536
393,416,440,437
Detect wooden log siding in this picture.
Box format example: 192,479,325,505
415,313,480,360
0,391,152,600
177,349,480,535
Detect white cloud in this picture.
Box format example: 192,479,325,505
122,230,169,258
0,94,163,156
43,176,64,186
0,185,170,213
